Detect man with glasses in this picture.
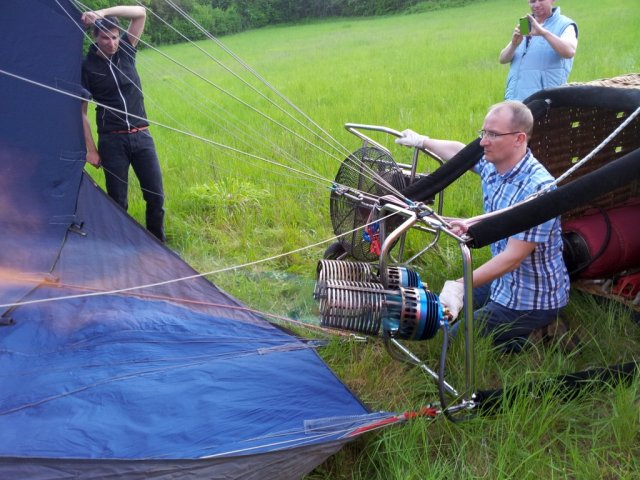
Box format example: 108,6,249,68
499,0,578,101
81,5,166,242
395,100,569,352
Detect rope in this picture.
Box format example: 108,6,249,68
69,2,340,188
154,0,405,198
71,0,407,197
0,210,399,310
0,67,332,189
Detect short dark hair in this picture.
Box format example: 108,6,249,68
93,16,120,36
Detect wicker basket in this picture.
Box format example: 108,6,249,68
529,74,640,220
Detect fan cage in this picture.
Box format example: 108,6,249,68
329,147,407,261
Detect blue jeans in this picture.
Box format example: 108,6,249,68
99,130,165,242
453,284,561,353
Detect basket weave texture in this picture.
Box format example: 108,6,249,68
530,74,640,219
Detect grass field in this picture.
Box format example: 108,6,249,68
85,0,640,477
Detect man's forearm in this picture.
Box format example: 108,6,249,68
81,102,101,167
92,5,145,20
423,138,466,162
461,239,536,287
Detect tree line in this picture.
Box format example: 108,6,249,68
82,0,478,45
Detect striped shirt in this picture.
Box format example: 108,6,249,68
474,150,570,310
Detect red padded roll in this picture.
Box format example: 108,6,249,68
563,203,640,279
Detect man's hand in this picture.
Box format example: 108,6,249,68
81,11,100,28
85,151,102,169
448,219,470,237
395,129,429,149
439,280,465,320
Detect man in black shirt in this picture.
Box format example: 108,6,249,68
81,5,165,242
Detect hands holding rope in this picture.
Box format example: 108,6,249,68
80,11,101,29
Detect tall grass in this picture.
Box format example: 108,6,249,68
84,0,639,477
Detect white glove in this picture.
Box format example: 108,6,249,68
439,280,465,320
395,129,429,149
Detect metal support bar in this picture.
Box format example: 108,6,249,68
377,208,418,289
344,123,445,264
459,243,475,397
372,201,476,401
387,337,459,397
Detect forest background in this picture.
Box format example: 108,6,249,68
83,0,476,43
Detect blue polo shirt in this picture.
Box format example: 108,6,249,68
474,150,569,310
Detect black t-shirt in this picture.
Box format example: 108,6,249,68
81,35,149,133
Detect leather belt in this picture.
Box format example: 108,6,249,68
110,126,149,134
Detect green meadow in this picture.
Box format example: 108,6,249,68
85,0,640,477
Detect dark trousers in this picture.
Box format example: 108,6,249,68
98,130,165,242
471,284,560,352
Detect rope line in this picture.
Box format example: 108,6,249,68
544,104,640,191
0,211,399,310
71,0,405,197
1,2,415,314
67,1,340,188
155,0,404,197
0,67,332,188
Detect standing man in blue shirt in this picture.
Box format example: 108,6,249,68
500,0,578,101
395,101,570,351
81,5,166,242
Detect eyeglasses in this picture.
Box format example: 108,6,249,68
478,130,522,140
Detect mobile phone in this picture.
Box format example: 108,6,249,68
519,16,530,36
